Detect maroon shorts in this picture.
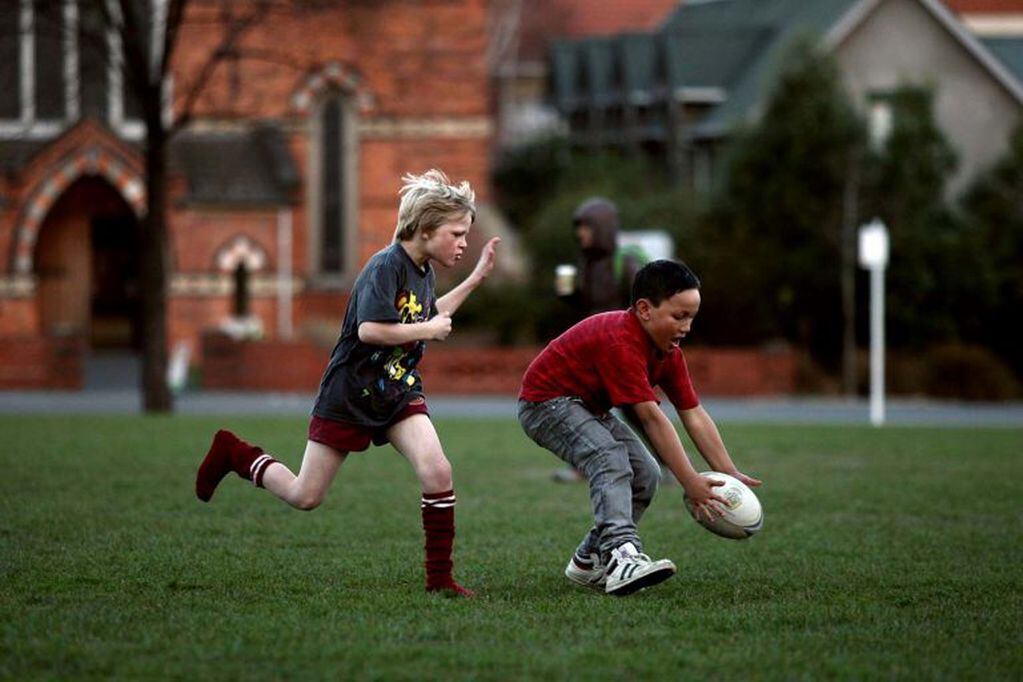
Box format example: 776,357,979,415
308,397,429,453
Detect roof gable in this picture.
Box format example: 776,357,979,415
983,36,1023,83
822,0,1023,105
685,0,1023,137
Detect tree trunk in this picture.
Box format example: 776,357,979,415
140,110,172,412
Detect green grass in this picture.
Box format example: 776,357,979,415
1,415,1021,680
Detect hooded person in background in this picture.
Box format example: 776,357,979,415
553,197,646,483
562,197,643,319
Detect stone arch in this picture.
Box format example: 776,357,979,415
12,145,146,274
214,234,268,273
289,61,375,115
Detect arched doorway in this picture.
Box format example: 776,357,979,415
34,176,141,386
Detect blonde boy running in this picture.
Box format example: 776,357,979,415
196,170,499,597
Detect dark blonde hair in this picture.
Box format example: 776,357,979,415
393,169,476,242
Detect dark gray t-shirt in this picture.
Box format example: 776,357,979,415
312,243,437,426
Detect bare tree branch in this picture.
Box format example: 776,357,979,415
172,0,273,133
162,0,186,77
231,46,316,73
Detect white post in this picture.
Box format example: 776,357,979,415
858,219,889,427
869,265,885,426
277,207,293,339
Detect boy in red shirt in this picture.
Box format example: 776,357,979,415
518,259,761,596
195,169,499,597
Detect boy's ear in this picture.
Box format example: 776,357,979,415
634,298,652,320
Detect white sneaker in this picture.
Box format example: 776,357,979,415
564,552,606,591
603,542,676,596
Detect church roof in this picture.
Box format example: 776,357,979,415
170,125,299,206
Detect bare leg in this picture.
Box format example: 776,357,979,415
261,440,346,510
386,414,452,493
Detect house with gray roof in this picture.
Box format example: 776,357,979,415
551,0,1023,194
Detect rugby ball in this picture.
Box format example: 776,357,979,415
683,472,763,540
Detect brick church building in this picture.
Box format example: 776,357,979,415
0,0,492,388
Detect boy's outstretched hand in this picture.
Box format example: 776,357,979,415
683,476,729,522
728,470,762,487
470,237,501,283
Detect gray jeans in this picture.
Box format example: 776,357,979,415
518,397,660,561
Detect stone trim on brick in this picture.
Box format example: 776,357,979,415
0,275,36,298
359,116,493,139
12,144,146,275
214,234,269,272
290,61,375,115
170,273,305,297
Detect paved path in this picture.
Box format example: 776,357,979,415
0,390,1020,427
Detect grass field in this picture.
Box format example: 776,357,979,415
1,415,1021,680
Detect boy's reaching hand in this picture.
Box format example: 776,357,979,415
682,476,728,522
470,237,501,283
726,469,762,487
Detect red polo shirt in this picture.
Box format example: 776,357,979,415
519,310,699,414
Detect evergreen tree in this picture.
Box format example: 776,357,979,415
862,86,963,349
699,39,865,368
960,123,1023,377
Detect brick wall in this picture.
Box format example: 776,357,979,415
0,336,83,389
200,335,796,396
0,299,38,336
174,1,490,119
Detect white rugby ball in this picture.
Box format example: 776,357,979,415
683,472,763,540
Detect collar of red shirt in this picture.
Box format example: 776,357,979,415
624,307,667,359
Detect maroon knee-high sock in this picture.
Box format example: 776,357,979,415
195,429,278,501
421,490,474,597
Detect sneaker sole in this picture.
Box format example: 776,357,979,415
565,570,605,592
564,562,606,591
606,564,676,596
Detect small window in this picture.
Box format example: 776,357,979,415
868,96,894,151
233,263,250,318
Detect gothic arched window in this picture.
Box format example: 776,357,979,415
311,89,357,281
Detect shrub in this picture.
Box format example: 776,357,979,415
921,344,1020,401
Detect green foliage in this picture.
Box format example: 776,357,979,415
960,123,1023,376
921,344,1021,401
492,135,573,230
448,281,547,346
862,86,975,349
2,416,1022,679
699,39,865,362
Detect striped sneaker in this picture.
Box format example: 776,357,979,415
564,551,605,591
603,542,676,596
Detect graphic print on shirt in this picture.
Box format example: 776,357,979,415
396,290,425,324
386,290,428,385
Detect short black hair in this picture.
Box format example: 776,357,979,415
630,259,701,306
